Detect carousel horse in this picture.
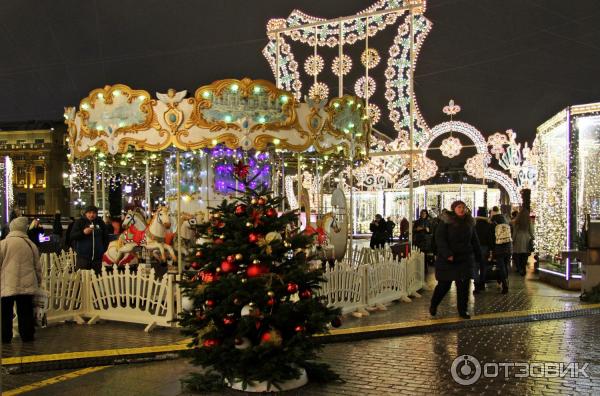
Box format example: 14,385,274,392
102,208,147,267
170,212,199,256
145,206,176,262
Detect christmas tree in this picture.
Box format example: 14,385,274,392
178,160,341,391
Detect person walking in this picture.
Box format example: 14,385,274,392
429,201,481,319
491,210,512,294
1,216,42,343
386,217,396,245
27,218,45,247
413,209,432,257
512,208,534,276
70,206,109,273
474,207,494,293
369,214,387,250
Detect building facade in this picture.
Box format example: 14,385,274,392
0,127,69,216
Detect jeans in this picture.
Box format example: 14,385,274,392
430,279,470,314
2,295,35,343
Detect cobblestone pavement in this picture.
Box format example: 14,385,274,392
4,315,599,395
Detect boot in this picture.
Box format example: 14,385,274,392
501,279,508,294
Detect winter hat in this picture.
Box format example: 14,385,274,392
9,216,29,233
490,206,501,216
450,200,466,211
84,205,99,214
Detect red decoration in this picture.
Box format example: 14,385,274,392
191,262,200,270
196,251,203,257
203,338,220,348
257,197,267,205
286,282,299,294
223,317,235,326
260,332,272,343
235,204,247,216
250,209,263,227
201,271,216,283
234,160,250,180
246,264,267,278
205,299,215,308
267,297,275,306
266,208,277,218
299,290,312,299
248,233,260,243
226,255,235,263
213,238,224,245
295,325,305,332
220,260,236,273
331,316,342,328
304,225,327,245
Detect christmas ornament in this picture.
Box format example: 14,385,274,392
205,299,215,308
220,260,236,273
247,264,266,278
285,250,294,260
223,316,235,326
266,208,277,217
195,251,203,257
250,209,264,227
267,291,275,297
257,197,267,205
235,204,247,216
233,297,242,305
191,262,200,270
241,303,260,317
234,337,251,350
181,296,194,311
331,316,342,328
286,282,299,294
299,290,312,299
260,329,283,347
214,238,224,245
250,198,258,205
219,234,225,239
235,253,243,261
267,298,275,306
200,271,216,283
295,325,305,332
226,255,235,263
203,338,220,348
234,160,250,180
248,233,260,243
246,222,253,228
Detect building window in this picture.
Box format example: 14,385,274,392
35,193,45,215
16,167,27,185
17,193,27,213
34,138,45,145
16,139,26,145
0,140,6,145
35,166,45,186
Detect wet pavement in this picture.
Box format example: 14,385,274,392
3,315,599,395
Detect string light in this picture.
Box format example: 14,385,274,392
440,136,462,158
354,77,376,99
304,54,324,76
360,48,380,69
331,54,352,76
308,82,329,100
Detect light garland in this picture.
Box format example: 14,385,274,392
440,136,462,158
354,77,376,99
464,153,491,179
367,103,381,124
442,99,461,116
308,82,329,100
1,156,14,221
487,132,508,159
361,48,381,69
331,54,352,76
304,54,324,76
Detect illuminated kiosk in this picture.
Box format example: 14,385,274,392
534,102,600,289
65,78,368,270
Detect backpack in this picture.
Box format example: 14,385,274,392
495,223,512,245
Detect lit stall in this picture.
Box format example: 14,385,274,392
535,102,600,288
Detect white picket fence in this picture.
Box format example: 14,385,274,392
317,249,425,314
40,252,177,332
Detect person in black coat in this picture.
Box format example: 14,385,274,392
473,207,494,293
70,206,109,273
429,200,482,319
369,214,387,249
491,213,512,294
27,218,45,247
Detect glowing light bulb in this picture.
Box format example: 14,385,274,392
273,138,281,145
230,84,239,92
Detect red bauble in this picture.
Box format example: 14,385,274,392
248,233,259,243
286,282,299,294
218,221,225,228
220,260,236,273
246,264,265,278
266,208,277,218
201,271,216,283
299,290,312,299
191,262,200,270
260,332,272,343
203,338,220,348
235,204,247,216
196,251,203,257
257,197,267,205
267,297,275,306
223,317,235,326
226,255,236,263
213,238,224,245
205,299,215,308
295,325,305,332
331,316,342,328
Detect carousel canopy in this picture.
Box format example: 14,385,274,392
65,78,370,159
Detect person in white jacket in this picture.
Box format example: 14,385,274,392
1,216,42,343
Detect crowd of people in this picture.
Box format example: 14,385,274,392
369,201,535,319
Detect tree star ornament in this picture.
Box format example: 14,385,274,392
233,160,250,180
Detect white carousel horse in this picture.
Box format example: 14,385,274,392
145,206,177,262
102,209,147,267
171,212,198,256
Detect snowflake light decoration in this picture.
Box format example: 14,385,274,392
308,82,329,100
354,76,376,99
487,132,508,159
331,54,352,76
440,136,462,158
367,103,381,124
304,54,324,76
442,99,461,116
465,153,491,179
361,48,381,69
416,156,437,181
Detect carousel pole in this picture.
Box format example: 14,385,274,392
275,33,280,89
101,168,106,216
93,157,98,207
145,153,151,215
297,154,302,228
176,150,182,273
408,8,415,245
281,155,285,212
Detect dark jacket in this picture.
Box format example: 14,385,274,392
413,217,432,252
475,217,494,247
434,213,482,282
52,214,63,236
27,226,45,247
70,216,109,262
491,214,512,256
370,219,387,243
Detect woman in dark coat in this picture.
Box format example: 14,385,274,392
369,214,387,249
429,200,481,319
491,213,512,294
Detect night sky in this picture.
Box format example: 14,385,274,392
1,0,599,144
